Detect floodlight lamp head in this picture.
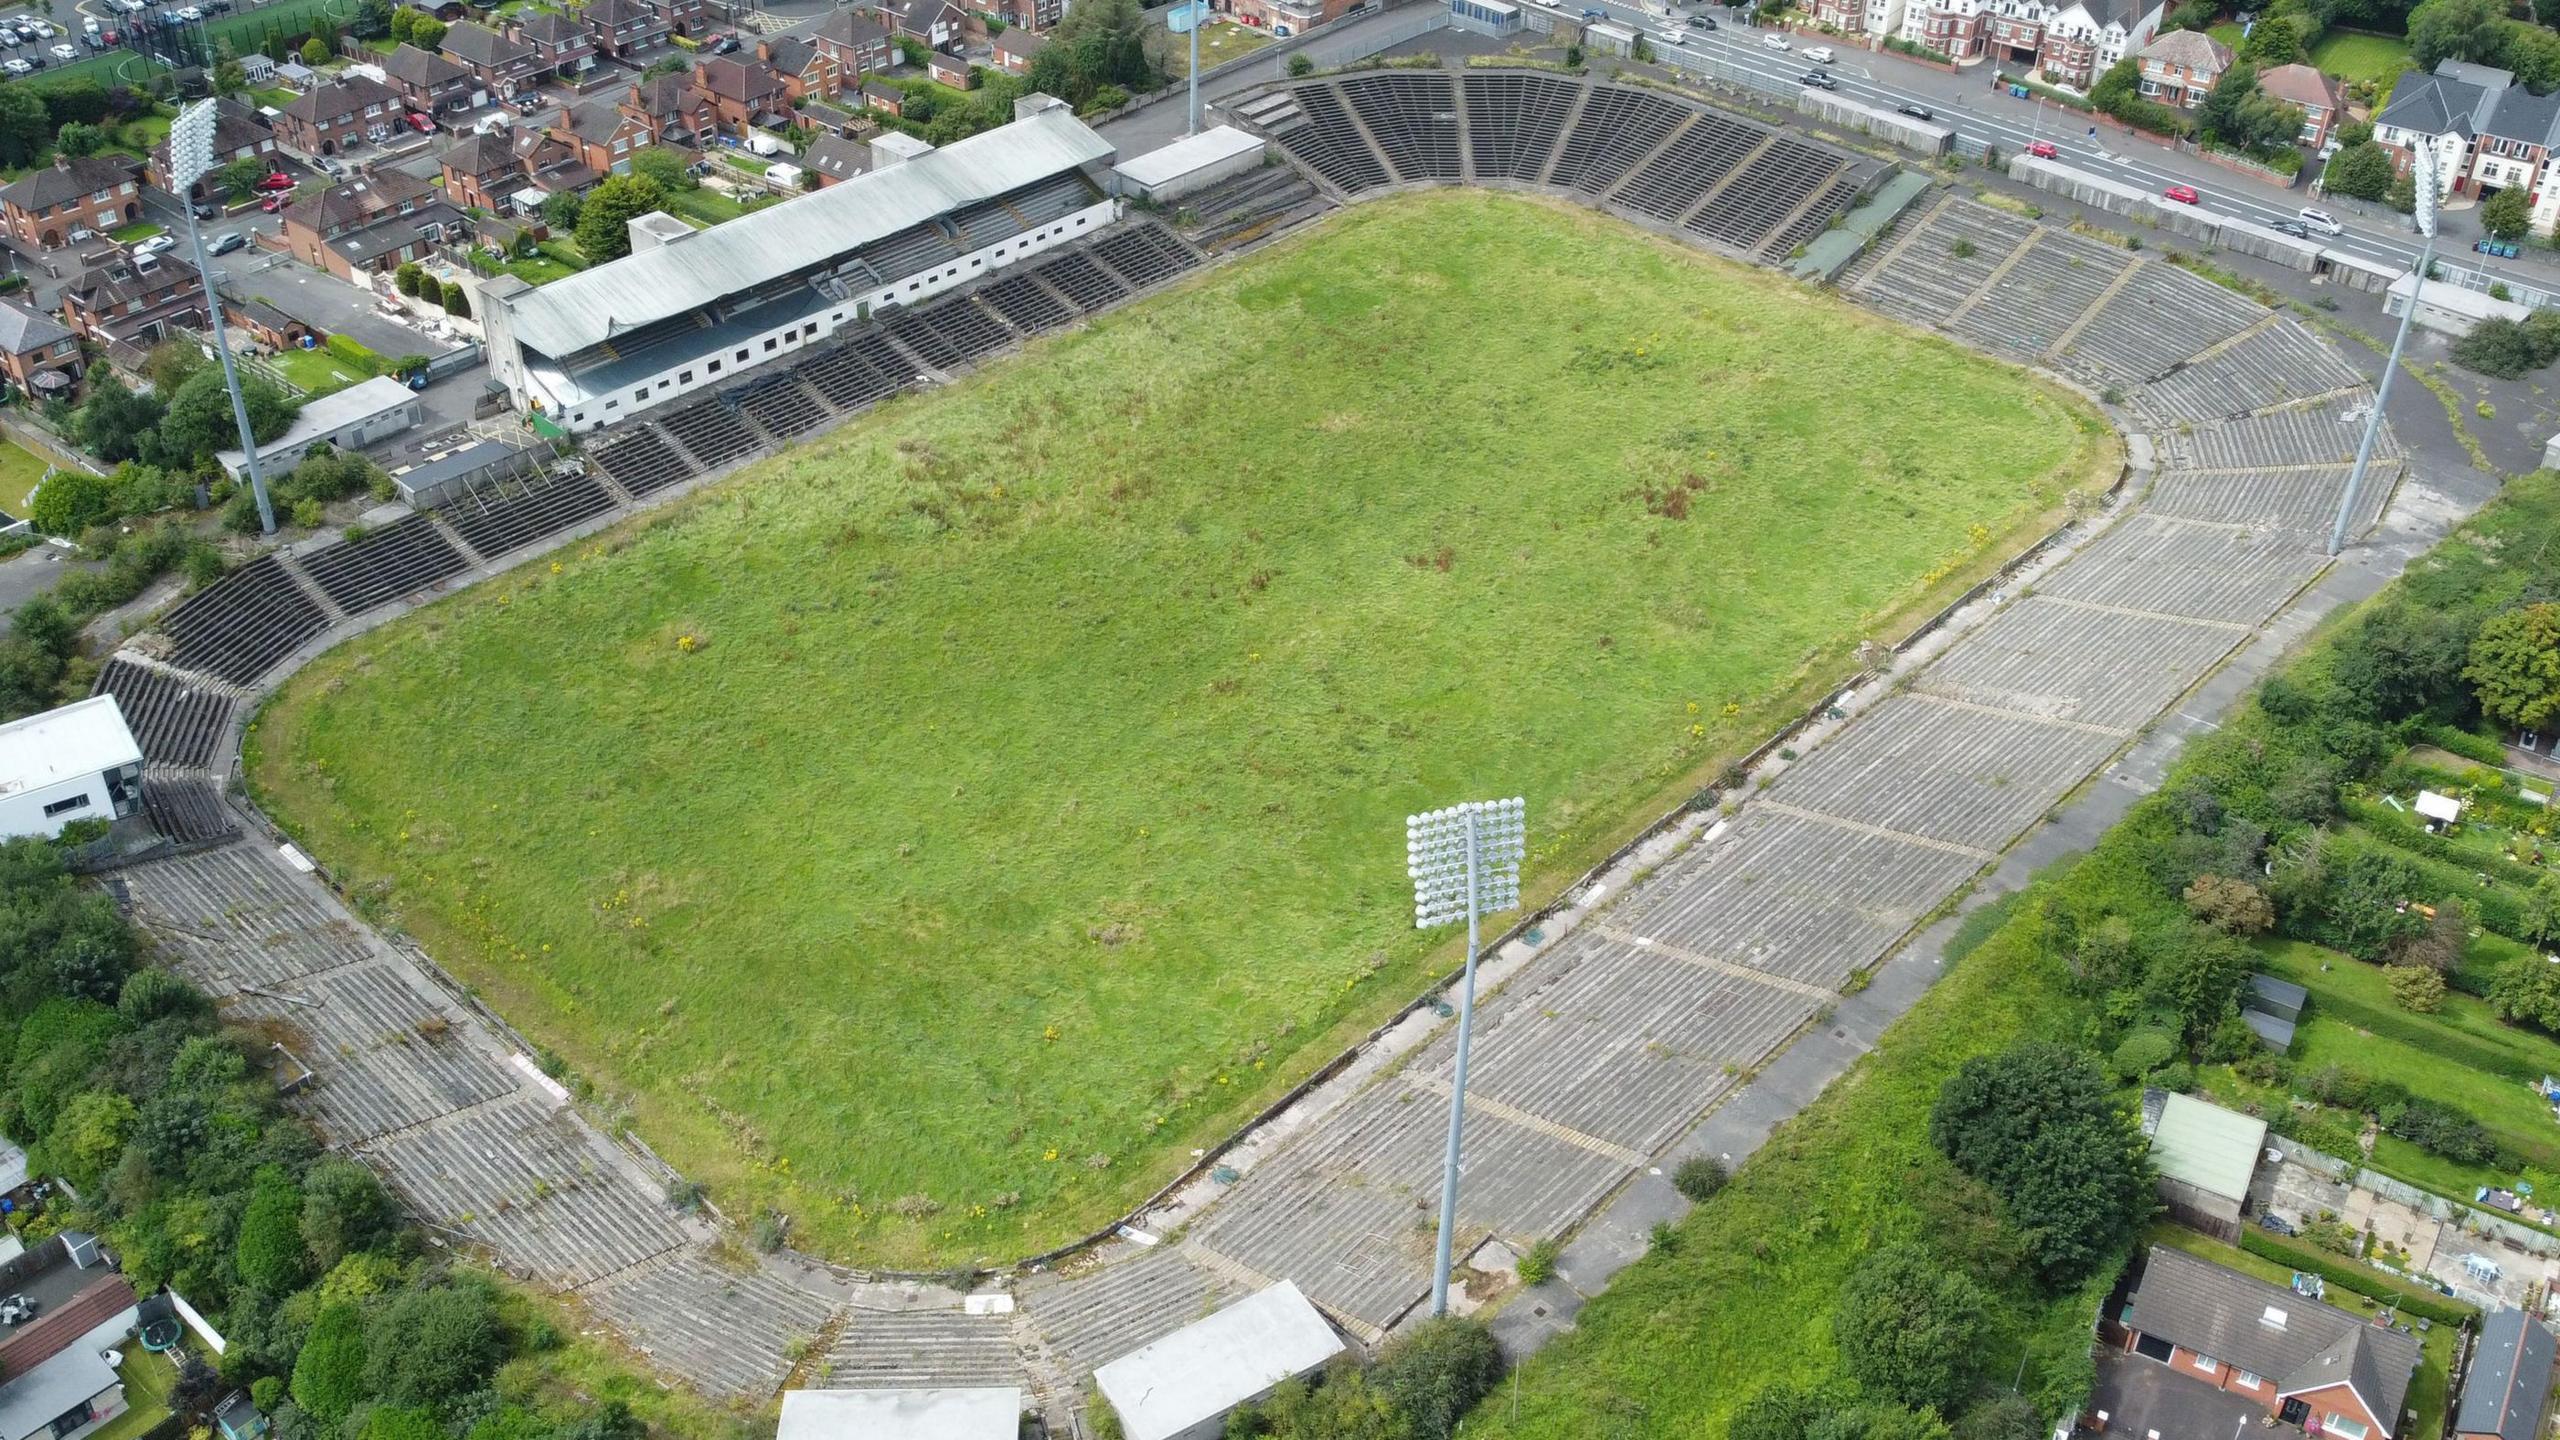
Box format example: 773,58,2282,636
2413,144,2441,239
170,99,218,191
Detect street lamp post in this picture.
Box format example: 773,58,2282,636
169,98,276,536
2331,141,2438,558
1406,796,1527,1317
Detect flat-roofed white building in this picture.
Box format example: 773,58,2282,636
0,695,143,840
775,1387,1020,1440
1114,126,1267,204
478,95,1118,433
1093,1281,1345,1440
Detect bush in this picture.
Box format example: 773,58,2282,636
1287,52,1313,76
2386,962,2447,1012
1368,1317,1502,1440
2184,874,2273,933
1833,1244,1988,1414
1929,1041,2153,1288
1670,1153,1727,1203
1516,1235,1559,1286
27,468,115,536
2108,1025,2176,1079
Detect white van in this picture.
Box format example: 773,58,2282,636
2296,206,2344,236
1804,43,1835,62
1761,30,1791,49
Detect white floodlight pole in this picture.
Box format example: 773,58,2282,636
171,98,276,536
1188,3,1202,136
2332,142,2438,557
1407,796,1526,1317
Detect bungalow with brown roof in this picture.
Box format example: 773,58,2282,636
924,50,971,86
861,79,905,116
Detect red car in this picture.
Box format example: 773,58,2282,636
260,194,284,212
255,171,294,191
2163,183,2201,205
406,111,433,133
2025,139,2059,159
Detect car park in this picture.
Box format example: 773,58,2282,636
1897,102,1932,120
2295,206,2342,235
1800,68,1836,88
209,230,245,255
2162,183,2200,204
1,56,27,72
1761,29,1789,47
2026,138,2058,158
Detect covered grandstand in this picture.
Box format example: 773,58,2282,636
480,96,1118,432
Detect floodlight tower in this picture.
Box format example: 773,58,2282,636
170,98,276,536
2331,141,2438,558
1406,796,1527,1317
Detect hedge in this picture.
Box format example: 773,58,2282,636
2238,1227,2478,1327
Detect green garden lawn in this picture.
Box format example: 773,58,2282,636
2310,28,2414,89
248,189,2115,1266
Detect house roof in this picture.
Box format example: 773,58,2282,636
2257,62,2342,113
2456,1310,2556,1440
804,133,868,178
586,0,656,27
2481,84,2560,147
218,376,420,472
511,9,581,44
862,79,902,101
765,35,820,74
698,54,785,102
497,100,1109,358
0,696,140,798
776,1388,1021,1440
2376,67,2498,138
817,6,891,47
2148,1092,2266,1204
2139,28,2232,72
632,69,703,116
0,154,135,213
0,1336,117,1440
993,27,1046,58
564,98,630,144
279,74,400,123
2125,1247,2421,1428
443,129,515,176
1092,1282,1345,1440
285,169,436,232
382,41,467,86
0,297,72,355
441,20,534,66
2437,58,2516,91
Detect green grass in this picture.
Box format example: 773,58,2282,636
86,1342,180,1440
0,439,56,513
109,221,164,244
1157,17,1274,79
268,345,369,396
664,184,751,226
2208,21,2245,49
246,189,2116,1267
2310,28,2414,89
249,87,300,110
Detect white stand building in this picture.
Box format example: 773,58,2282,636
0,696,143,840
1093,1281,1346,1440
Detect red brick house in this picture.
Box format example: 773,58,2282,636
990,27,1046,75
441,21,541,98
582,0,669,59
281,170,468,279
988,0,1065,34
0,154,142,250
925,49,971,86
861,79,905,116
273,75,405,157
757,34,841,102
2257,61,2346,149
60,254,206,346
2116,1247,2421,1440
0,298,80,400
647,0,707,40
813,6,894,76
802,133,868,185
2136,28,2232,109
507,9,595,81
696,54,791,132
440,129,592,211
876,0,965,47
381,42,474,116
144,97,276,199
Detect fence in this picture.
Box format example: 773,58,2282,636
2268,1132,2560,1258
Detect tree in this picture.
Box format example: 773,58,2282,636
300,1156,399,1268
2393,897,2468,973
1928,1042,2153,1287
219,154,270,199
1833,1244,1988,1414
299,35,330,64
1288,52,1313,76
353,0,393,38
539,188,583,231
40,1091,136,1191
2409,0,2507,67
154,366,299,466
2468,603,2560,732
440,279,469,317
0,87,49,170
1953,1396,2045,1440
2484,184,2533,240
389,5,414,40
573,174,668,264
28,469,118,536
291,1304,367,1423
409,15,447,48
363,1282,505,1409
2387,963,2448,1012
2147,933,2251,1045
235,1164,309,1292
2183,874,2273,933
53,121,105,157
1367,1317,1502,1439
2323,141,2395,200
214,57,248,95
2492,953,2560,1031
630,146,693,192
2238,13,2306,65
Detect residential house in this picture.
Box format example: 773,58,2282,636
698,54,792,131
646,0,707,40
2134,28,2232,109
757,34,841,102
987,0,1066,34
506,11,595,81
1222,0,1356,36
59,254,206,347
280,170,467,279
273,75,405,157
2115,1245,2422,1440
2374,61,2510,199
624,69,717,143
0,154,141,250
0,1235,142,1440
583,0,670,58
2257,61,2346,148
143,97,276,199
0,299,79,401
876,0,965,47
441,21,542,99
2454,1308,2555,1440
861,79,905,116
381,42,475,117
990,27,1046,76
440,129,520,210
802,132,868,184
812,6,894,76
1883,0,2158,72
2467,83,2560,204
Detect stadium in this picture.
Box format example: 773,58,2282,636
92,57,2400,1426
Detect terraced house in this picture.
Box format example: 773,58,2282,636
1882,0,2161,83
0,154,140,250
382,42,475,117
441,21,542,99
2374,60,2511,199
273,75,404,157
59,253,205,347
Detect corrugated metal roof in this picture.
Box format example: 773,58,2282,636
500,102,1111,358
2150,1092,2266,1204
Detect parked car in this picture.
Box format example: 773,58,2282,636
209,230,246,255
2162,182,2200,205
2026,139,2059,158
47,41,72,57
1897,102,1933,120
406,111,434,132
256,169,294,190
81,16,98,33
1761,29,1789,48
1800,69,1837,89
1,56,28,72
2257,1213,2295,1237
2295,206,2343,236
190,199,217,218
